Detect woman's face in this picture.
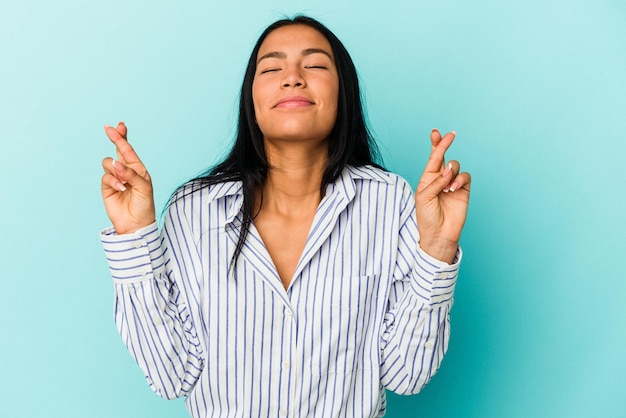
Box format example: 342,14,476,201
252,24,339,145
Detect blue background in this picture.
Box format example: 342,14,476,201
1,0,625,417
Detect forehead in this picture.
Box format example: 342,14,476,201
257,24,334,59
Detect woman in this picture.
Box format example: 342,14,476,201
100,16,470,418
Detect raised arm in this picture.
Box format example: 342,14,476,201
101,122,156,234
379,130,470,393
100,122,204,399
415,129,471,263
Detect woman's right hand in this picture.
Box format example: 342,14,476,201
101,122,156,235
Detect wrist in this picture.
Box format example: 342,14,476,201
418,238,458,264
114,219,156,235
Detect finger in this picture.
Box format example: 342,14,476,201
102,156,114,175
101,172,127,193
114,121,128,162
430,128,442,151
442,160,460,193
116,121,127,138
103,124,133,157
423,131,456,174
102,157,129,193
103,124,147,175
420,160,460,199
110,159,152,192
447,171,472,193
102,156,126,183
430,129,444,171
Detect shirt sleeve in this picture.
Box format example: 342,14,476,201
379,183,462,395
101,206,205,400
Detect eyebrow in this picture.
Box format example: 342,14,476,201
257,48,333,64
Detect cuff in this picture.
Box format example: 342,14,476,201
100,222,162,284
410,246,462,305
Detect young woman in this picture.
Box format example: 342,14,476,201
100,16,470,418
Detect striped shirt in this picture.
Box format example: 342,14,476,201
101,165,461,418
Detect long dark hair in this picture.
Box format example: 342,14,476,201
174,15,383,269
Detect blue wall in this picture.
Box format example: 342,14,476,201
1,0,624,417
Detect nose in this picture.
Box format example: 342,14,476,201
281,64,305,88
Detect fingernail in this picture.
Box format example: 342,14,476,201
443,187,449,193
112,160,124,172
449,182,458,192
116,182,126,192
442,162,452,177
451,131,456,135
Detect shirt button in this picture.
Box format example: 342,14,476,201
280,409,288,416
282,361,290,369
133,241,143,249
154,317,163,325
285,309,293,318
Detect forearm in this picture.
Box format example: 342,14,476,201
380,248,460,394
380,295,452,394
102,223,203,399
114,278,203,399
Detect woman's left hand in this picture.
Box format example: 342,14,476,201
415,129,471,264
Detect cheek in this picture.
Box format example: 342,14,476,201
326,83,340,121
326,78,339,112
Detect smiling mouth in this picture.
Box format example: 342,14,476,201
274,96,314,109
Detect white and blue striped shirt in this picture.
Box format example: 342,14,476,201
101,165,461,418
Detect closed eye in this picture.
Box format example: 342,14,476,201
260,68,281,74
305,65,327,69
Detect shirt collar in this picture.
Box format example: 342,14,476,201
220,165,392,224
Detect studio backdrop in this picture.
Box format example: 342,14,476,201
0,0,624,417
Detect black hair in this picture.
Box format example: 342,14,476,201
173,15,383,270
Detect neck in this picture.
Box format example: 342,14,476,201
259,140,328,216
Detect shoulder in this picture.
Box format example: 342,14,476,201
166,179,244,221
342,166,416,231
163,179,244,233
347,165,413,194
170,179,243,206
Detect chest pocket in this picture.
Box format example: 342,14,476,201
298,274,381,377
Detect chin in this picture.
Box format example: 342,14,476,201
262,123,330,143
266,132,327,144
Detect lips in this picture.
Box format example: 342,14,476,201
274,96,315,109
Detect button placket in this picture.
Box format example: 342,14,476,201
279,305,297,417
